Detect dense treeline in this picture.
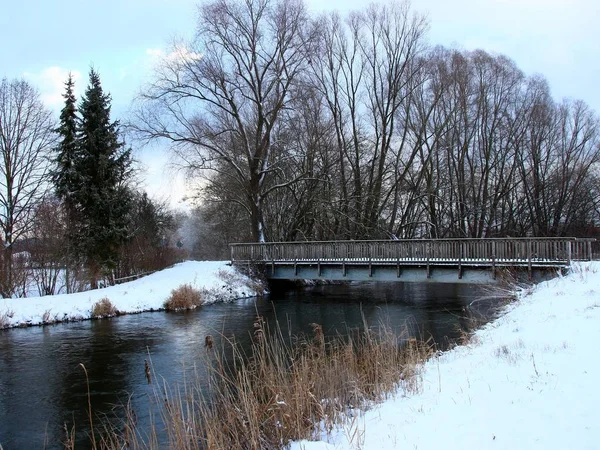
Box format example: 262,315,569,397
135,0,600,247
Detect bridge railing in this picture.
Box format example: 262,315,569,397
230,238,596,264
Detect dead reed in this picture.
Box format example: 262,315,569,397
91,297,118,318
163,284,203,311
85,317,431,450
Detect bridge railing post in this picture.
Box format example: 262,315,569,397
426,242,431,278
491,241,497,279
528,240,533,280
458,242,463,279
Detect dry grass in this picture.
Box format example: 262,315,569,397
89,317,432,450
0,309,14,329
42,309,61,325
91,297,118,318
163,284,203,311
493,340,525,365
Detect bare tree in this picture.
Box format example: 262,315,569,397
519,95,600,235
133,1,600,245
0,78,55,297
308,2,428,238
29,196,68,295
132,0,315,242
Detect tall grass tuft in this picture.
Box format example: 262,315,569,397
163,284,203,311
91,297,118,318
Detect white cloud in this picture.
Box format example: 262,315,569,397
23,67,83,110
145,44,202,68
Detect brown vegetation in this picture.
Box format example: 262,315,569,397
163,284,203,311
91,297,118,318
84,317,431,449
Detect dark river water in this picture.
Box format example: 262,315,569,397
0,282,500,449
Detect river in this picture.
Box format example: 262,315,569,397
0,282,501,449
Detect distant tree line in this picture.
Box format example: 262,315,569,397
0,71,182,298
134,0,600,251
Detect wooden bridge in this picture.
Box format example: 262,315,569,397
230,238,596,284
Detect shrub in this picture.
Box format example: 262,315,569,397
91,297,118,318
163,284,203,311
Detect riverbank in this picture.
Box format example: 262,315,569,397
0,261,260,329
292,262,600,450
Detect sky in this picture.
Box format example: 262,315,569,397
1,0,598,209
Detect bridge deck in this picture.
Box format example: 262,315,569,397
230,238,595,283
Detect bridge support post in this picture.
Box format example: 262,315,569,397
588,240,593,261
342,258,346,277
317,258,321,277
492,255,496,280
396,257,401,278
294,259,298,276
567,241,572,265
426,256,431,279
369,258,373,277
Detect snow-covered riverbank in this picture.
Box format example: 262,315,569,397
0,261,258,329
292,263,600,450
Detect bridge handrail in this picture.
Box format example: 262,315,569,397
230,238,596,264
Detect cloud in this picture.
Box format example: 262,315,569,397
23,67,83,109
145,44,202,68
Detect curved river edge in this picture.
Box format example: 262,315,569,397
0,261,264,330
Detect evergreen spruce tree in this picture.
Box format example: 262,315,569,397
52,73,80,292
53,73,79,209
74,69,132,285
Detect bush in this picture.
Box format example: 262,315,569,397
163,284,203,311
91,297,118,318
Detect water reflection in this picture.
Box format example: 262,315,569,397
0,282,498,449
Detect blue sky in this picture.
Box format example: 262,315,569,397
1,0,598,208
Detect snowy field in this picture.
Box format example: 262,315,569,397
0,261,257,328
292,262,600,450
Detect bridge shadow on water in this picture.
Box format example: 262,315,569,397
264,281,503,351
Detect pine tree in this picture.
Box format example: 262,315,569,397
53,73,79,211
74,69,132,285
52,74,80,292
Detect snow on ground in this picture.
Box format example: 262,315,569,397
0,261,257,328
292,262,600,450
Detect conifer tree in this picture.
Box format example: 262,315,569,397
73,69,132,285
53,73,79,212
52,74,79,292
